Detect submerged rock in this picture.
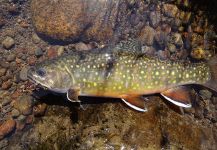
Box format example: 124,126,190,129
2,36,15,49
0,119,16,140
31,0,120,42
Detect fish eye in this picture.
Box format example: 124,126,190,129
36,68,46,77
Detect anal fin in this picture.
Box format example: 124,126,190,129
121,95,147,112
161,86,192,108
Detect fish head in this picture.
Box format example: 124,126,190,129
27,62,72,93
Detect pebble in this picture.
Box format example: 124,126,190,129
47,47,58,59
57,46,65,56
0,68,7,77
2,97,12,106
138,26,155,46
33,103,47,117
199,90,212,100
1,62,10,68
2,36,15,49
167,43,176,53
11,109,20,118
149,11,161,28
75,42,91,51
163,4,178,18
16,115,26,131
13,95,33,116
19,66,29,81
32,33,41,44
6,54,16,62
1,80,12,90
34,48,43,57
169,33,183,47
0,119,16,140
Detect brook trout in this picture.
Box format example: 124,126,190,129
27,41,217,112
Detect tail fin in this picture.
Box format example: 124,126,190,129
204,55,217,92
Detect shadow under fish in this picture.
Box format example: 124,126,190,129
27,39,217,112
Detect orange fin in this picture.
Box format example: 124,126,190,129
67,87,81,102
121,95,147,112
161,86,192,108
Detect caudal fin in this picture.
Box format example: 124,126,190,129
204,55,217,92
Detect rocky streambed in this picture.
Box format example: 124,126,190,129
0,0,217,149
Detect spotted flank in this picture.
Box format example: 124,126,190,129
27,40,217,112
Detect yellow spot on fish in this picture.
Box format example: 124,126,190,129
93,83,97,86
171,71,175,76
186,74,189,78
83,78,86,82
141,71,144,74
155,71,159,76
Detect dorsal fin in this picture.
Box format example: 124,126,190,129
161,86,192,108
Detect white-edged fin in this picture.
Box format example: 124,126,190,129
121,98,147,112
161,94,192,108
161,86,192,108
66,88,81,103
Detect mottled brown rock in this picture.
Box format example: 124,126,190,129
31,0,120,42
0,119,16,140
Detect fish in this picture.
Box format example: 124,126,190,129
27,40,217,112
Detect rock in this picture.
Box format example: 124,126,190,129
154,31,168,49
138,26,155,46
11,108,20,118
31,0,119,42
34,48,43,57
0,119,16,140
19,66,29,81
0,139,8,149
169,33,183,47
167,43,176,53
190,47,211,60
47,47,58,59
1,62,10,68
33,103,47,117
13,95,33,116
199,90,212,100
16,115,26,131
1,80,12,90
57,46,65,56
2,36,15,49
0,15,6,28
2,97,12,106
0,68,7,77
6,54,16,62
75,42,91,51
32,33,41,44
163,4,178,18
149,11,161,28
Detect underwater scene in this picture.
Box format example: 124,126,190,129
0,0,217,149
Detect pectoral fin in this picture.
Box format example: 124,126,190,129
161,86,192,108
67,87,81,102
121,95,147,112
